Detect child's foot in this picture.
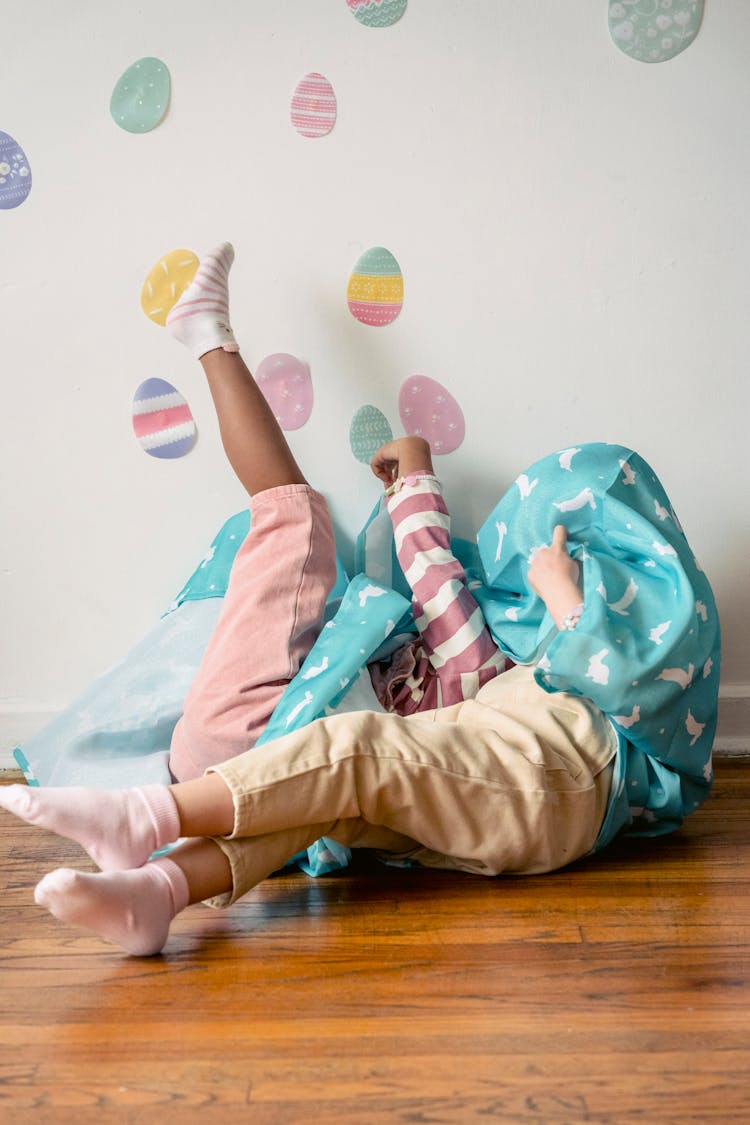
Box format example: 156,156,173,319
34,859,189,956
0,783,180,871
166,241,240,360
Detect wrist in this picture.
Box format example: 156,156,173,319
559,602,584,631
543,581,585,631
398,438,433,477
385,469,438,498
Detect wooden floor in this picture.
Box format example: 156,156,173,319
1,759,748,1125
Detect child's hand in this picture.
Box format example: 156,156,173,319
371,437,434,487
528,525,584,630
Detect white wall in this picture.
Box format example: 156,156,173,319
2,0,748,755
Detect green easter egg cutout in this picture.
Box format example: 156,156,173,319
111,57,171,133
348,0,407,29
349,405,393,464
608,0,703,64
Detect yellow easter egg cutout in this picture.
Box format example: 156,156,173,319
140,249,199,326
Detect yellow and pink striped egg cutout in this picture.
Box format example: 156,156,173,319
347,246,403,326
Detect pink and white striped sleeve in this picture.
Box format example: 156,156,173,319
386,473,506,707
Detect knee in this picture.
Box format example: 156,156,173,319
169,701,250,781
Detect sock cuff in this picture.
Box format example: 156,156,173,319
137,786,181,851
195,338,241,360
151,857,190,914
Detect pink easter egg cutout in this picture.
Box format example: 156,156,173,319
256,353,313,431
398,375,465,455
290,72,337,138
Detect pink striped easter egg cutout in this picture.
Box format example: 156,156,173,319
132,377,197,459
290,72,337,138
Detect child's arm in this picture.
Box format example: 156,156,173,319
527,525,584,629
371,436,435,486
371,438,505,709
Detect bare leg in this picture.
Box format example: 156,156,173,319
166,240,307,496
200,348,307,496
169,837,234,904
169,772,236,838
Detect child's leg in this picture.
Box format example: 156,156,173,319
6,666,614,883
165,243,337,779
29,817,415,956
32,839,231,957
167,241,306,496
205,683,615,897
169,484,337,779
8,668,615,954
0,771,234,874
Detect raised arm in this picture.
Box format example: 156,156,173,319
371,438,505,708
527,525,584,630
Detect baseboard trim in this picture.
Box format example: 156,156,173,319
1,688,748,771
0,709,59,772
713,684,750,756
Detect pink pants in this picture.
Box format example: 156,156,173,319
169,484,337,781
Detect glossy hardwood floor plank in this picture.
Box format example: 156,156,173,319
1,759,748,1123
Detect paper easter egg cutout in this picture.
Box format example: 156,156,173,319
132,378,196,458
347,0,407,29
0,131,32,209
140,249,199,326
291,73,337,138
111,58,171,133
256,353,314,431
608,0,703,64
399,375,465,455
349,405,393,464
347,247,403,327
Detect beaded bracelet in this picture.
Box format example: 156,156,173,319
560,602,584,631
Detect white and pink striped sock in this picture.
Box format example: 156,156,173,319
166,241,240,360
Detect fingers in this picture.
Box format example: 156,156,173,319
370,442,398,484
552,524,568,550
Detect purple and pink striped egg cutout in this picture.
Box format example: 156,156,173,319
132,378,196,458
290,73,337,138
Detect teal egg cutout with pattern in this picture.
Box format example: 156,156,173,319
349,405,393,464
347,0,407,29
110,58,171,133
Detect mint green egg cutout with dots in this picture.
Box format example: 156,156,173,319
349,405,393,465
111,57,171,133
608,1,703,64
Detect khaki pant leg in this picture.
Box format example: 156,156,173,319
206,818,417,907
209,668,617,903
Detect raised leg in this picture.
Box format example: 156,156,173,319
165,243,337,779
167,241,306,496
201,349,307,496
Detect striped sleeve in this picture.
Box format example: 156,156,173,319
386,474,505,707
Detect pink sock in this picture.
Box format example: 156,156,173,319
34,858,190,957
0,783,181,871
166,241,240,359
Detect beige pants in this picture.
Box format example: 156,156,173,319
208,664,617,905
